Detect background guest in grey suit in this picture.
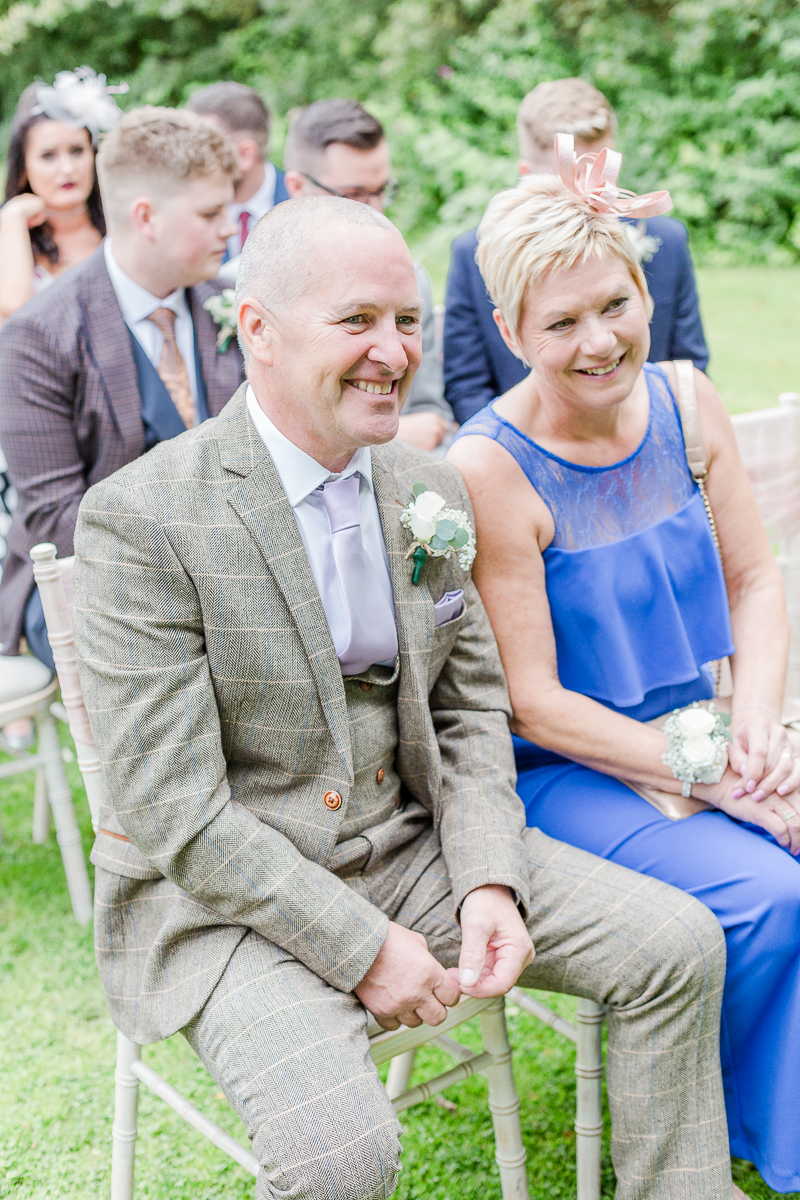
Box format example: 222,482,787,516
284,98,454,453
444,78,709,423
0,106,244,667
74,195,732,1200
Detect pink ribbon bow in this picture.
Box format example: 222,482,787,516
555,133,673,219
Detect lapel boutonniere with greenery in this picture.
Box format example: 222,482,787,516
400,483,476,584
203,288,237,352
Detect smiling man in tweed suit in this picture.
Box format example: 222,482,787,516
73,197,733,1200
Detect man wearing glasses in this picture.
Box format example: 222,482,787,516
284,99,453,452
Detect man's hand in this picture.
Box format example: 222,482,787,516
354,921,461,1030
451,885,534,998
396,412,449,451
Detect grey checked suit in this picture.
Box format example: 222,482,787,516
74,387,731,1200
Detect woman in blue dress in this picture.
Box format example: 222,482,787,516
448,144,800,1195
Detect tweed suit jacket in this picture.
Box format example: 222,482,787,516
0,246,244,654
73,385,529,1042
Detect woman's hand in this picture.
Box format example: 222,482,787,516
1,193,47,228
729,708,800,800
695,766,800,854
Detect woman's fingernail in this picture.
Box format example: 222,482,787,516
778,785,789,796
738,763,747,775
746,779,757,793
753,790,765,801
731,788,745,799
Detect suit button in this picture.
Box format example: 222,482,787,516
376,768,385,784
323,790,342,810
360,681,373,692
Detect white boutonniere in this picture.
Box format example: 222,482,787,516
400,483,476,585
623,220,662,264
203,289,237,352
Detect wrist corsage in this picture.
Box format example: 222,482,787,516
661,703,732,797
400,483,476,585
203,288,237,352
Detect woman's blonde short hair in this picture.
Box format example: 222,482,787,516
476,174,650,361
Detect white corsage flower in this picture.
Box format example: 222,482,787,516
203,289,237,352
662,702,731,796
400,483,476,584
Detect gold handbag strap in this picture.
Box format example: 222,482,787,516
673,359,707,481
672,359,723,566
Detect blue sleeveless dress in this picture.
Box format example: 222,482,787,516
454,364,800,1193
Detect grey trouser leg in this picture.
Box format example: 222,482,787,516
382,828,731,1200
185,828,730,1200
183,931,401,1200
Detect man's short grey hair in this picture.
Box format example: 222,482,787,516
235,195,397,324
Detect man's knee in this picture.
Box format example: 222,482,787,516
254,1105,402,1200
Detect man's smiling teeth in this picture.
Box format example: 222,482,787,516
580,358,621,376
352,380,393,394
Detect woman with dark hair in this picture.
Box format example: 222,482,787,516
0,66,125,320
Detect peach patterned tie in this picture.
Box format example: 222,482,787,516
146,307,195,429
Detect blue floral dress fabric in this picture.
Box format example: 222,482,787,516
454,363,800,1192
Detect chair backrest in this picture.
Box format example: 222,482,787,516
730,393,800,697
30,542,102,829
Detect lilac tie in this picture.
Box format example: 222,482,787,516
318,474,398,675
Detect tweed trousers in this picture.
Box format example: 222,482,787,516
176,827,730,1200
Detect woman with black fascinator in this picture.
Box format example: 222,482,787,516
0,66,126,321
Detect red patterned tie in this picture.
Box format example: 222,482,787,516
239,210,249,252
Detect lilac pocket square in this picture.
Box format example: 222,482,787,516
433,589,465,627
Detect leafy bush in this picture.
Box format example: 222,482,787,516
2,0,800,262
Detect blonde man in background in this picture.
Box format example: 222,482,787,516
0,107,243,671
443,77,708,423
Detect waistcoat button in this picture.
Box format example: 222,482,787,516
376,768,385,784
360,681,373,692
323,791,342,810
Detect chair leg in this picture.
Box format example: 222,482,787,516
35,710,92,924
385,1049,417,1100
32,769,50,843
111,1032,141,1200
479,998,529,1200
575,1000,604,1200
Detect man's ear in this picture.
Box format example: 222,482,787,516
283,170,307,199
238,297,277,366
129,196,157,240
236,137,262,174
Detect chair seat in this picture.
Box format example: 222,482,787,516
0,656,53,704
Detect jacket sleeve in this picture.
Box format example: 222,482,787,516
0,310,87,562
73,478,389,992
668,225,709,372
426,474,531,916
443,236,499,424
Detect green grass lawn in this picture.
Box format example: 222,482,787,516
0,732,792,1198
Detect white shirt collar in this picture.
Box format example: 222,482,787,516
229,162,277,223
245,385,373,507
104,238,189,326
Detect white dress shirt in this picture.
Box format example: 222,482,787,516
226,161,277,259
245,386,395,660
104,239,198,405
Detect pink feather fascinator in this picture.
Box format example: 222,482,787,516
554,133,673,219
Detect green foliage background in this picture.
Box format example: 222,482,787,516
2,0,800,263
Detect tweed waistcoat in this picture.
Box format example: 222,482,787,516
327,665,409,882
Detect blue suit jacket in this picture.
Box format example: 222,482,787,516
443,216,709,424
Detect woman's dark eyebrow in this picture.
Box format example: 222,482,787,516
542,293,630,323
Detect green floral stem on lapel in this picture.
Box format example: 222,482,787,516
411,545,428,585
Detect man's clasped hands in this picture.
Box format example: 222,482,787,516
355,885,534,1031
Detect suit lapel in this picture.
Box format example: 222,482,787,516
189,284,243,416
371,451,439,790
82,250,145,457
218,391,353,778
